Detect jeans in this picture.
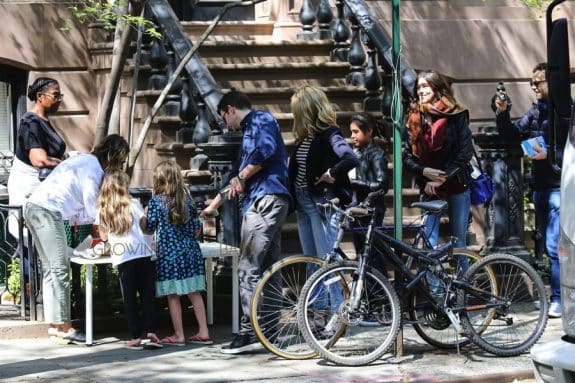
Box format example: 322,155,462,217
117,257,157,339
424,190,471,299
24,203,70,324
238,194,289,335
295,187,343,310
534,189,561,303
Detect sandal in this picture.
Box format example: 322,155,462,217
143,333,163,349
125,339,143,350
188,334,214,345
161,336,185,346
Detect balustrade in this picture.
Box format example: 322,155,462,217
331,0,350,62
316,0,334,40
164,49,184,116
346,16,366,86
473,127,531,260
148,39,168,90
363,35,382,111
298,0,317,41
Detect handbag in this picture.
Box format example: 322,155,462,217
470,149,495,205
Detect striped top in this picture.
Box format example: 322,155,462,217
294,138,312,188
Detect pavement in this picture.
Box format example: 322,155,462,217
0,313,563,383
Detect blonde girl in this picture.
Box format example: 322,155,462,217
141,160,211,346
97,169,161,350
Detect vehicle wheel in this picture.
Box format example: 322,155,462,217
297,261,401,366
251,255,325,359
459,253,548,356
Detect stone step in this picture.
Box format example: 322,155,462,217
207,62,350,89
125,62,352,94
182,21,275,41
196,39,335,64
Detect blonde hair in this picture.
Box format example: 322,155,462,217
97,169,133,235
291,85,337,140
153,160,190,225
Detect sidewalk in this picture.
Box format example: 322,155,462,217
0,316,562,383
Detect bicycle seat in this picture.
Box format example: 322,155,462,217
410,200,448,214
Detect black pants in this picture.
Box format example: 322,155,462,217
117,257,157,339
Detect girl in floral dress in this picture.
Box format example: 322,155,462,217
141,160,212,345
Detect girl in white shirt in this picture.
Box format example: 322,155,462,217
25,134,129,343
97,169,162,350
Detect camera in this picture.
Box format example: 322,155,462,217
496,82,507,101
491,81,512,112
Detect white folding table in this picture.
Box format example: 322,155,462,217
70,241,239,346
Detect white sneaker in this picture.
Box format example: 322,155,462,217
548,301,562,318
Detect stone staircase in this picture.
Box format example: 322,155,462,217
91,19,430,256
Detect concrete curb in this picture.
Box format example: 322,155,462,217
440,369,534,383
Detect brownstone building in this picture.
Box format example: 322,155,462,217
0,0,573,188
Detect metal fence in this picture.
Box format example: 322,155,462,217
0,203,39,319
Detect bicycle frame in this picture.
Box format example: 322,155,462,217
351,215,499,323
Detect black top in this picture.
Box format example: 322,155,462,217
404,112,473,192
351,140,388,209
289,126,359,206
496,100,567,190
15,112,66,166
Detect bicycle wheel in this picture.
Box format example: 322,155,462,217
297,261,401,366
410,249,497,349
459,253,548,356
251,255,325,359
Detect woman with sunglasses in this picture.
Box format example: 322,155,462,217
8,77,66,208
7,77,67,308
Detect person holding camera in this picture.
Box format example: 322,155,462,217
494,62,569,318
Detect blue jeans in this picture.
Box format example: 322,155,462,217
424,190,471,298
424,189,471,250
533,189,561,303
295,187,343,310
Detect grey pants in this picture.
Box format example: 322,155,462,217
238,194,289,335
24,203,71,324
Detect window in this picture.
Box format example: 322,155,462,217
0,81,14,182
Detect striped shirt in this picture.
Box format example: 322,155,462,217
294,138,312,188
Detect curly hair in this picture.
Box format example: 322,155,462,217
97,169,132,236
153,160,190,225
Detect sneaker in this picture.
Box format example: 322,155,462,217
63,330,86,343
548,301,562,318
220,334,263,354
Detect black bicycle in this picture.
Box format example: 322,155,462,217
252,198,491,359
296,199,548,366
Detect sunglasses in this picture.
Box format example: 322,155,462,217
530,80,546,88
42,92,64,101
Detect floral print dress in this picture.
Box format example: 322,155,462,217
145,194,205,297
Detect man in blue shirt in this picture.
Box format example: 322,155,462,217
495,63,569,318
202,89,290,353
